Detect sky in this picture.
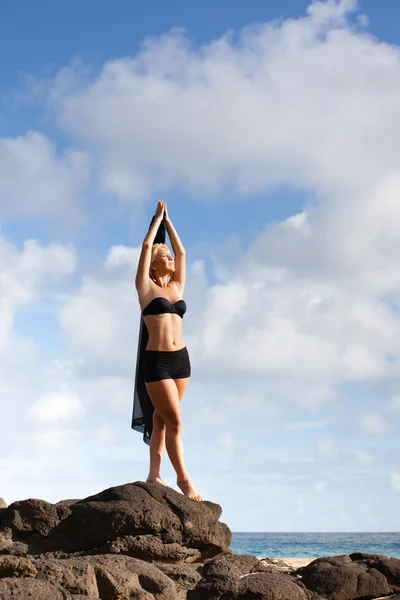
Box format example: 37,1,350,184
1,0,400,533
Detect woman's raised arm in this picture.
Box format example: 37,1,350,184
164,204,186,289
135,201,165,292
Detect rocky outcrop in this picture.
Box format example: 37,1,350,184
299,553,400,600
0,482,230,559
1,482,400,599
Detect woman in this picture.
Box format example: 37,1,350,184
135,200,202,501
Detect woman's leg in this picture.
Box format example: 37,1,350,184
146,378,201,501
173,377,200,498
147,410,166,484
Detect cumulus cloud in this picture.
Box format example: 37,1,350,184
59,245,140,375
0,132,89,221
359,413,392,435
389,395,400,412
391,472,400,493
285,419,330,432
0,233,77,350
22,0,400,388
356,449,375,467
317,437,338,459
28,393,84,423
315,480,326,493
38,0,400,209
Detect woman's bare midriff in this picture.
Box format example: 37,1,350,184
144,313,185,351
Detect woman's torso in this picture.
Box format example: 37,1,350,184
138,283,186,351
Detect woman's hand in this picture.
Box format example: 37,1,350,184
155,200,165,219
163,201,169,221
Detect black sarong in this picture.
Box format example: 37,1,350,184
131,216,166,444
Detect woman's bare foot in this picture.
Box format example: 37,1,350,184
146,476,166,485
177,478,202,501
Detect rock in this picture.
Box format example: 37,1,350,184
156,562,202,590
237,571,308,599
56,499,80,509
357,555,400,590
107,533,202,563
201,552,261,577
191,551,275,598
0,498,7,509
1,498,70,538
0,577,70,599
0,555,37,578
78,555,177,599
32,554,180,599
0,528,29,557
299,554,391,600
2,483,400,600
34,556,98,597
55,482,230,560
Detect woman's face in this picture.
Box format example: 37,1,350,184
153,246,175,273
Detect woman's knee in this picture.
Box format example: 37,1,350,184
153,410,165,429
163,410,182,433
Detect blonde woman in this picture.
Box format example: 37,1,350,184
134,200,201,501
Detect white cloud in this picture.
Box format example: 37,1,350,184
391,472,400,493
32,1,400,392
356,449,375,467
293,500,305,516
215,432,234,457
36,0,398,212
315,480,326,493
359,413,392,435
20,0,400,388
104,245,140,272
33,428,81,449
28,393,84,423
317,437,338,459
0,132,89,220
389,395,400,412
0,233,77,350
59,245,140,374
285,419,329,432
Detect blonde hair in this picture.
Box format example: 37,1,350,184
149,243,174,282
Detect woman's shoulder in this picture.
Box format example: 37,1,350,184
168,280,184,293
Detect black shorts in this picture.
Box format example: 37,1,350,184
144,347,191,383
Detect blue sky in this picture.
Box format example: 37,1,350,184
1,0,400,533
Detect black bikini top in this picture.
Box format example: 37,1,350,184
142,297,187,319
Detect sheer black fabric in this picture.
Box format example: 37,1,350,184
131,216,166,444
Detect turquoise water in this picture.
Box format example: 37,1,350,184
230,532,400,558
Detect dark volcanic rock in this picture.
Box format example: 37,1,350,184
358,555,400,589
156,562,202,594
32,554,177,599
107,533,202,563
191,551,275,599
3,483,400,600
237,571,308,599
299,554,393,600
1,498,70,538
55,482,230,560
0,577,70,599
0,555,37,578
0,482,230,562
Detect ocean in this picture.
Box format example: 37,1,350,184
230,532,400,558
